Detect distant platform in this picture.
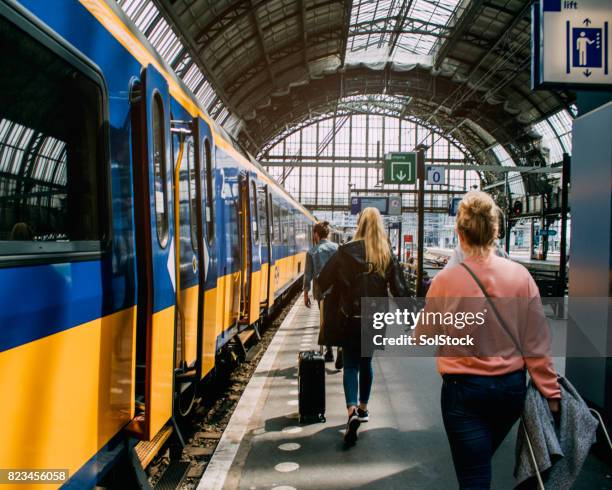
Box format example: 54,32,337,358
425,247,562,273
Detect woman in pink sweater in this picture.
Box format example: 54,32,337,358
416,191,560,489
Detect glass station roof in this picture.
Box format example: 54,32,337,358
346,0,463,62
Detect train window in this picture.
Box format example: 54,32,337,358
268,193,274,243
281,207,288,245
152,93,169,247
251,181,259,243
258,188,267,245
288,213,295,247
0,15,107,260
274,202,281,244
187,140,198,251
203,139,214,242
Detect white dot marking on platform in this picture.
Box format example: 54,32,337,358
275,462,299,473
287,399,298,406
272,486,297,490
289,389,298,396
290,380,298,385
279,442,301,451
282,426,302,434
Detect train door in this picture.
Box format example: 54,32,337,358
238,174,252,324
258,185,271,307
248,180,262,323
195,119,216,378
129,64,176,440
172,124,199,380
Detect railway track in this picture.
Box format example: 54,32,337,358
146,292,300,489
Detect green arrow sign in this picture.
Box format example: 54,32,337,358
384,152,416,184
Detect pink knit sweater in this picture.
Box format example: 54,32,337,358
419,253,561,399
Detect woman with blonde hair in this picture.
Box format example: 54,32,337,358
416,191,559,488
318,207,408,446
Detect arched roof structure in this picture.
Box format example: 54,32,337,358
116,0,576,198
150,0,574,163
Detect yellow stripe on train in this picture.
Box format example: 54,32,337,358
0,256,307,485
0,307,137,489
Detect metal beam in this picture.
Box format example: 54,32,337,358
249,0,278,89
263,154,467,163
299,0,309,71
265,160,561,173
388,0,416,58
433,0,485,69
339,0,354,67
351,16,452,34
425,0,531,123
151,0,239,116
305,204,452,213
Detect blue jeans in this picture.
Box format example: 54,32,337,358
441,370,527,489
342,349,373,408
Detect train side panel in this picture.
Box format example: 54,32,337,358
0,0,141,485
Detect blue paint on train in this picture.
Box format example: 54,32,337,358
2,0,311,351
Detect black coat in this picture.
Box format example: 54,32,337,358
317,240,408,350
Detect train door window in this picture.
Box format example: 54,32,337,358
203,139,214,242
0,13,107,261
152,93,169,247
258,188,267,246
268,193,274,243
187,139,198,251
289,213,295,247
281,207,288,245
251,181,259,243
274,201,281,244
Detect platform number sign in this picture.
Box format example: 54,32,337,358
426,166,446,185
533,0,611,89
384,152,416,185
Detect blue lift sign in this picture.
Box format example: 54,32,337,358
533,0,611,89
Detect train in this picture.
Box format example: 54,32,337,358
0,0,320,486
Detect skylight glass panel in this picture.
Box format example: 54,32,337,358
116,0,238,132
345,0,461,62
491,144,525,197
532,118,565,165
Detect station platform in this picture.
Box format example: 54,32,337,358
197,301,610,490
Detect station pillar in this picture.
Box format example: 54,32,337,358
565,101,612,427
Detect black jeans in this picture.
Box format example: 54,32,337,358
441,370,527,489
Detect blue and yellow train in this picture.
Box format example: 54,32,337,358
0,0,317,486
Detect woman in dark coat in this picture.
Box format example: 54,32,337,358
318,207,408,445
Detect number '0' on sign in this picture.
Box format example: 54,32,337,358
426,166,445,185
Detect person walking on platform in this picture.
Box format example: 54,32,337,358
444,207,509,269
318,207,408,446
416,191,560,489
303,221,338,363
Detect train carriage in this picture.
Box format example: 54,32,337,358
0,0,315,486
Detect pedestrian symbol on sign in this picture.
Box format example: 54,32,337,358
574,28,601,68
566,19,609,78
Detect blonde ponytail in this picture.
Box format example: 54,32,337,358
353,207,391,276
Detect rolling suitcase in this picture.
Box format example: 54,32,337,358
298,350,326,423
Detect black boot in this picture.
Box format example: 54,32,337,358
335,347,343,370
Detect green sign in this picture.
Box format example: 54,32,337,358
384,152,416,184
